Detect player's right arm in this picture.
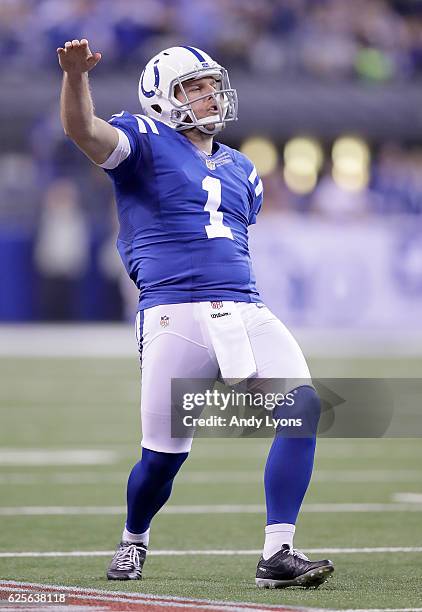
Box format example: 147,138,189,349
57,39,118,165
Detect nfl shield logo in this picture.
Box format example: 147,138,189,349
211,301,223,309
206,159,216,171
160,315,169,328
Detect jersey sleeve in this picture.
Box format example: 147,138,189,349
99,111,143,178
239,154,263,225
248,166,263,225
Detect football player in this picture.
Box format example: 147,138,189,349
57,40,334,589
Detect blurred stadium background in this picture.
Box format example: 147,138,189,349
1,1,422,609
1,0,422,336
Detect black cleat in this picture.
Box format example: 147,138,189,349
106,541,147,580
255,544,334,589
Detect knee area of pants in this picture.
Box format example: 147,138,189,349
273,385,321,435
142,448,188,479
274,385,320,414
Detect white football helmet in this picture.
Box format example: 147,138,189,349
138,46,238,135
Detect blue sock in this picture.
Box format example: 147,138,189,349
264,385,320,525
126,448,188,534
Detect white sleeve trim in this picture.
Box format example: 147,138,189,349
98,128,131,170
248,166,257,184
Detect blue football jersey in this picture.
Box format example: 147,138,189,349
102,111,263,309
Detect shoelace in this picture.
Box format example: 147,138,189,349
114,544,142,570
288,547,310,561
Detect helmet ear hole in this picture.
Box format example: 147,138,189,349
151,104,162,114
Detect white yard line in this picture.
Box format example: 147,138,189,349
0,450,117,466
393,493,422,503
2,580,422,612
1,470,421,486
0,580,322,612
314,470,422,483
0,547,421,558
1,503,422,516
0,472,127,485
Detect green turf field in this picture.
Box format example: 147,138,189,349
1,357,421,609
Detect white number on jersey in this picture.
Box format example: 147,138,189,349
202,176,234,240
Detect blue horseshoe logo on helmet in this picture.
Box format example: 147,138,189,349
140,60,160,98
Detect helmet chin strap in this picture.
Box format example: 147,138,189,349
176,111,224,135
196,117,225,135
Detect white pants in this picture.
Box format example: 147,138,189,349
135,302,311,453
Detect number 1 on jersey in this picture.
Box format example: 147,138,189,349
202,176,234,240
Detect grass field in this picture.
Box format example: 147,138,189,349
1,355,421,610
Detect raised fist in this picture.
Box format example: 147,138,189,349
57,39,101,74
